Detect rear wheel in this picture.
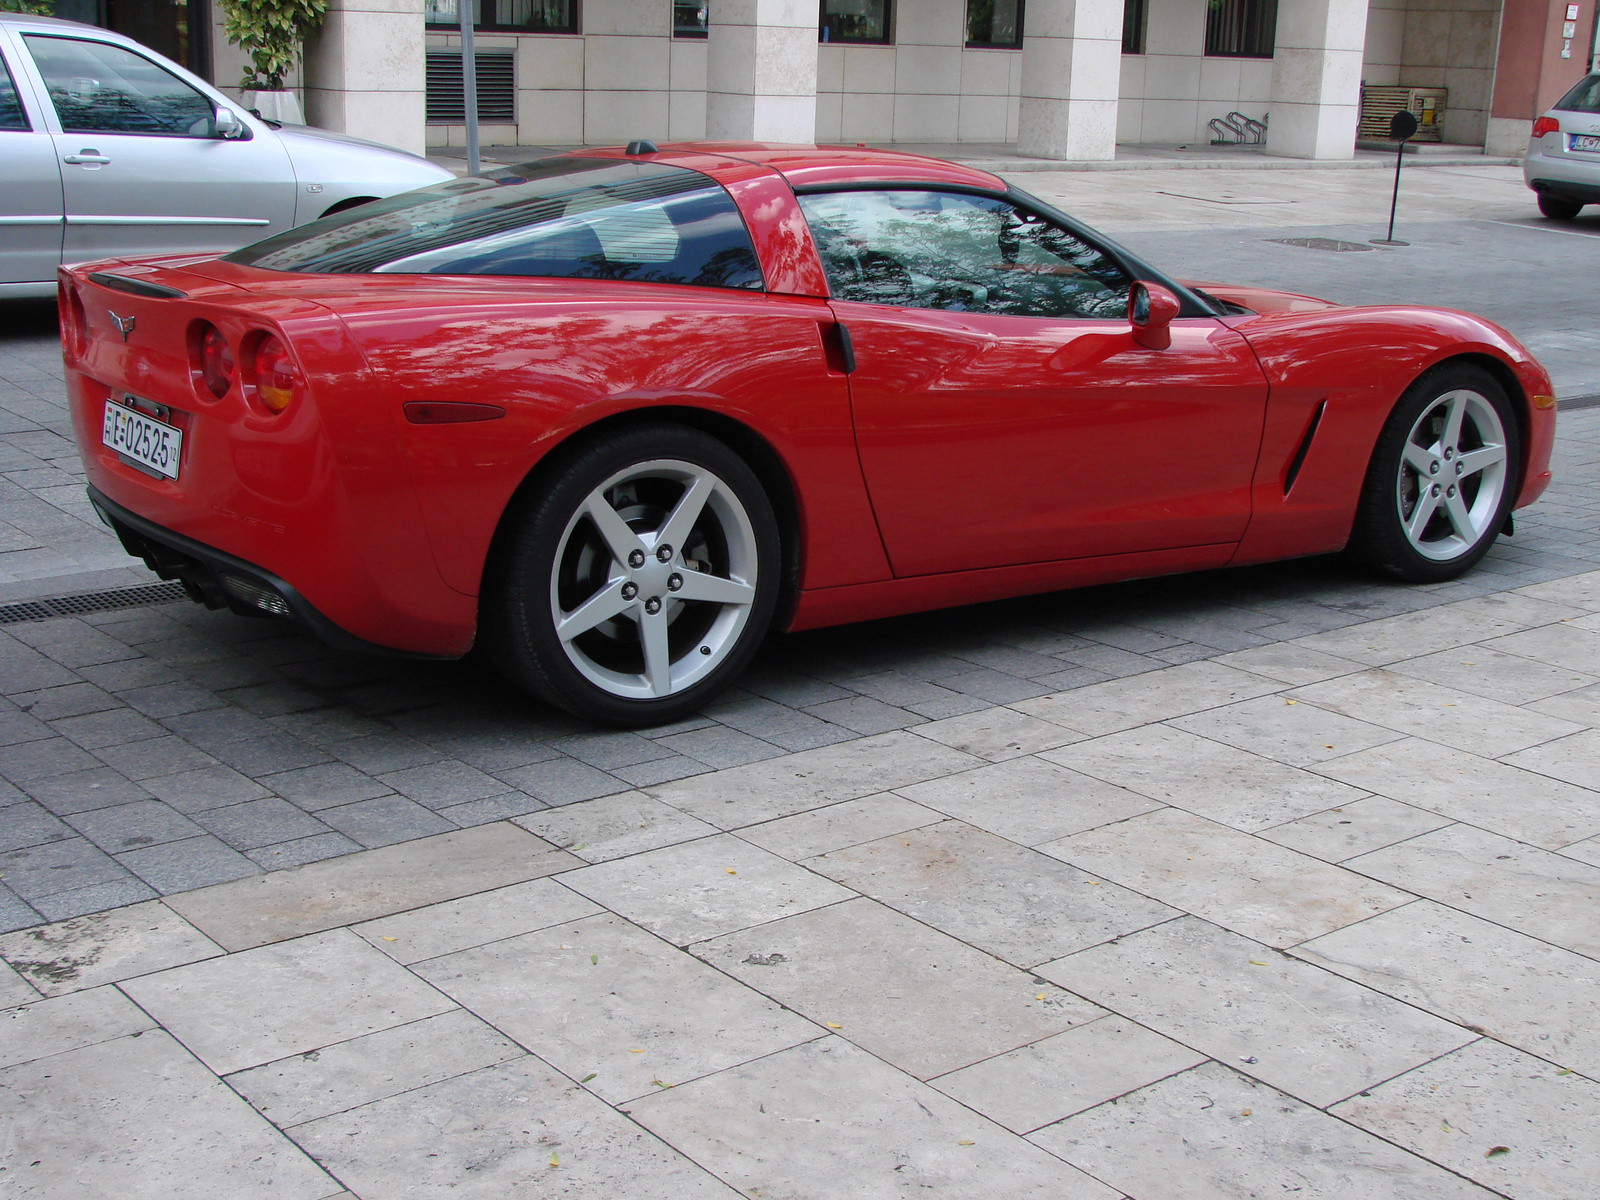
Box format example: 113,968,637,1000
1349,363,1520,583
487,423,780,726
1537,194,1583,219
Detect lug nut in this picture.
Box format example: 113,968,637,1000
628,550,645,568
644,597,662,615
700,645,712,655
656,544,673,562
1455,462,1464,475
668,573,683,592
1447,486,1456,497
1429,461,1440,475
1444,448,1454,460
621,582,638,601
1431,484,1441,496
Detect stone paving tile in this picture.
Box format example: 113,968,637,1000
64,798,205,853
226,1008,526,1129
292,1057,740,1198
1387,642,1599,707
1314,737,1600,850
0,1031,339,1200
1347,824,1600,961
738,793,946,861
1258,795,1455,862
0,800,72,853
0,900,222,996
911,706,1084,761
116,834,262,893
1032,1062,1498,1200
629,1037,1119,1199
1041,808,1414,947
190,797,335,851
123,928,454,1076
164,824,576,950
354,877,600,965
1291,602,1545,667
562,834,852,946
1013,660,1281,737
930,1015,1206,1135
1293,900,1600,1079
513,791,718,863
245,831,365,871
0,984,155,1068
1042,724,1369,831
1170,693,1404,766
695,897,1102,1080
420,912,817,1103
1042,917,1477,1108
314,795,455,849
0,836,140,908
1331,1038,1600,1200
0,959,39,1008
30,877,160,923
1531,680,1600,727
809,822,1177,968
1503,727,1600,792
494,756,631,804
257,761,393,811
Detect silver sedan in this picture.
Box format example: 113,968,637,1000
1524,72,1600,219
0,12,454,299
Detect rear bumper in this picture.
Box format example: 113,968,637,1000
89,486,453,660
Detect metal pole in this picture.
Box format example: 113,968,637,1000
457,0,480,175
1386,138,1403,242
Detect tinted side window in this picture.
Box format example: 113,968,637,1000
1555,75,1600,114
233,158,766,290
24,35,215,136
0,54,29,131
798,189,1131,319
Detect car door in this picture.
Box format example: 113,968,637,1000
0,30,63,288
18,31,297,262
796,188,1271,578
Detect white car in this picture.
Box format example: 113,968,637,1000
1524,72,1600,219
0,13,453,299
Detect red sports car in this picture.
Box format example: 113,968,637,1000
61,144,1557,725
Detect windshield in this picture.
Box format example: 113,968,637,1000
1554,75,1600,114
227,157,765,290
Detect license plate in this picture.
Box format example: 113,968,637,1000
102,398,182,479
1572,134,1600,152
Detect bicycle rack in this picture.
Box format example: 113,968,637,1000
1209,111,1268,145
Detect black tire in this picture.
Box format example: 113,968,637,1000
486,422,780,726
1348,362,1521,584
1537,194,1583,220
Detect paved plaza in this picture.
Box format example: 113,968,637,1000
2,164,1599,1197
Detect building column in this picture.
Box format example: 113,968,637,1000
1266,0,1368,159
1016,0,1123,161
1485,0,1596,155
705,0,818,141
303,0,427,156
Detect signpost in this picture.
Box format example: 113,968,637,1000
1372,109,1419,247
457,0,480,175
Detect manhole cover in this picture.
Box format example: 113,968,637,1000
1271,237,1375,252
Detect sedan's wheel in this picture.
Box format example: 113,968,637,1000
1537,194,1584,220
1349,364,1520,583
489,424,780,726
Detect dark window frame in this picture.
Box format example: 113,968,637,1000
964,0,1024,49
673,0,707,38
1203,0,1277,60
1121,0,1147,54
819,0,893,45
424,0,580,35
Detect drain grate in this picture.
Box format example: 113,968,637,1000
0,581,189,625
1270,237,1375,252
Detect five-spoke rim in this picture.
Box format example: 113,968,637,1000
550,459,757,700
1396,389,1508,562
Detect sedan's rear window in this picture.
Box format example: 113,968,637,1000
1554,75,1600,114
228,158,765,290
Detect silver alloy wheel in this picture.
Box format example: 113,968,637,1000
1395,388,1509,562
549,458,758,700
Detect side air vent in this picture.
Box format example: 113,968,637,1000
426,50,516,124
1283,399,1327,496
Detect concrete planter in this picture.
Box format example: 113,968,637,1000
242,89,304,125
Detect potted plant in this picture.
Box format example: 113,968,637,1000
218,0,327,125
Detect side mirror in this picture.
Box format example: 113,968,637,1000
1129,281,1180,350
214,106,246,139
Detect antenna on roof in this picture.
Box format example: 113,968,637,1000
625,140,659,156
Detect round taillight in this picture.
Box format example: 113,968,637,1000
200,325,235,398
252,335,298,413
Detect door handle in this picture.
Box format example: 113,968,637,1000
64,151,111,165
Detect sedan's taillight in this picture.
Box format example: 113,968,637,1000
60,284,87,357
200,324,235,398
1532,116,1560,138
251,334,299,413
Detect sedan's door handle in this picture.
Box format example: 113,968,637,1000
64,151,111,165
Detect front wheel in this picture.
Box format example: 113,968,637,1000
1537,194,1584,220
1348,364,1521,583
486,423,781,726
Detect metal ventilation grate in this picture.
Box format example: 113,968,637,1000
1271,237,1375,252
0,581,189,625
426,50,516,124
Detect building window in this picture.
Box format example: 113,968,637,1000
819,0,891,43
965,0,1022,48
1121,0,1146,53
1203,0,1277,58
424,0,579,34
674,0,708,37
